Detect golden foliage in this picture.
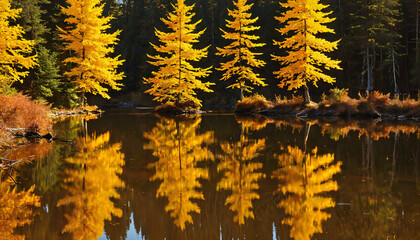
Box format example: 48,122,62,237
0,0,36,92
273,146,342,240
57,132,125,240
216,0,266,94
272,0,341,91
145,117,214,230
59,0,124,99
217,132,265,225
144,0,213,107
0,181,40,240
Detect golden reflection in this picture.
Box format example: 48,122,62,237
256,116,420,141
0,175,40,240
217,127,265,225
57,132,125,240
272,146,342,240
145,116,214,230
235,114,274,131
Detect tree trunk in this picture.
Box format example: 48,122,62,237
304,85,311,104
81,91,85,108
240,88,244,100
416,0,419,68
414,0,420,86
392,47,399,96
366,45,373,94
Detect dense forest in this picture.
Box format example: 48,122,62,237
2,0,420,107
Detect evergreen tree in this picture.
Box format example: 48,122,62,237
0,0,36,93
216,0,266,100
31,46,61,103
59,0,125,106
144,0,213,108
272,0,341,104
350,0,401,93
11,0,62,102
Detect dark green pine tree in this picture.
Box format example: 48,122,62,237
31,46,61,103
349,0,401,94
11,0,62,104
410,0,420,89
378,0,402,96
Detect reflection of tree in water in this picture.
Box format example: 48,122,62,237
145,117,213,230
0,174,40,240
57,132,125,240
272,146,342,240
337,135,398,239
217,127,265,225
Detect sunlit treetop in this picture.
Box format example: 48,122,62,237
0,0,36,92
272,0,341,103
145,0,213,108
59,0,124,102
217,0,266,99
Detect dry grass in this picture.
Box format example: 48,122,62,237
234,94,273,113
234,89,420,119
272,95,304,113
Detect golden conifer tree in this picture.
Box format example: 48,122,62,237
217,130,265,225
217,0,266,100
144,0,213,108
59,0,124,105
57,132,125,239
272,0,341,104
145,117,213,230
0,0,36,92
272,146,342,240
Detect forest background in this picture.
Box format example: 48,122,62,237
6,0,420,108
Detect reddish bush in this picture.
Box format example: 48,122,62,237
273,95,304,113
0,93,52,133
155,101,200,114
234,94,272,113
366,91,391,110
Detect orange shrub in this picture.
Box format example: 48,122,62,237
0,93,52,133
234,94,272,113
366,91,390,110
273,95,304,113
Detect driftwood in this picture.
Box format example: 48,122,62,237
1,157,27,184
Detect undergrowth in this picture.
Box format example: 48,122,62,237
0,93,52,148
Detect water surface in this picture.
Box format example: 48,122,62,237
3,110,420,240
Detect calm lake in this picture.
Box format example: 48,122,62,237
4,109,420,240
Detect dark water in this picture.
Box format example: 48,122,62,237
2,109,420,240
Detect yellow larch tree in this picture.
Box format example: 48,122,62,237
272,0,341,104
57,132,125,240
59,0,124,106
144,116,214,230
216,0,266,100
217,127,265,225
144,0,213,108
272,146,342,240
0,0,36,92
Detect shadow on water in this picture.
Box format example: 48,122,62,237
5,110,420,240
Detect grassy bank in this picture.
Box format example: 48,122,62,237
235,90,420,120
